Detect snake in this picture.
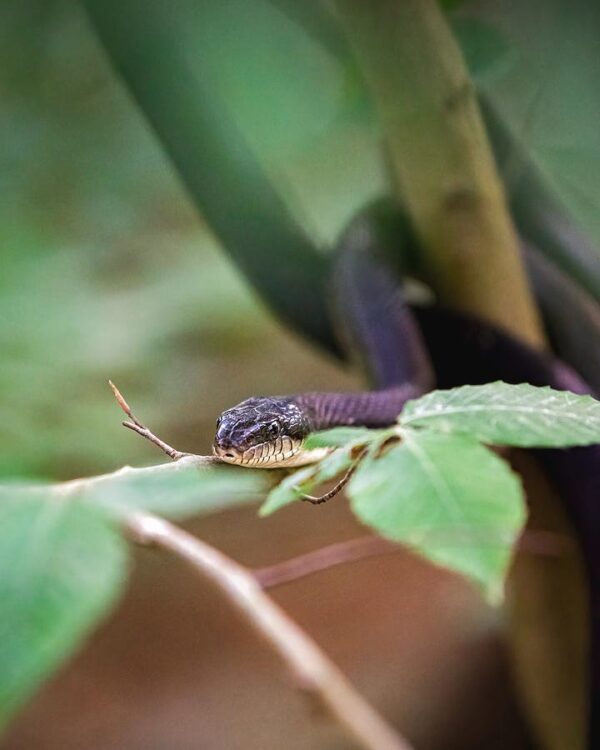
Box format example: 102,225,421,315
212,226,434,468
211,206,600,745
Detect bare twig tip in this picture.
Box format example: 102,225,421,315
108,379,133,417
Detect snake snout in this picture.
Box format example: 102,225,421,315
212,442,242,462
212,427,243,463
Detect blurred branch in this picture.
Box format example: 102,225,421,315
255,535,399,588
124,511,413,750
335,0,544,348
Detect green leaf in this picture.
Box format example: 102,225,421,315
259,447,353,516
348,430,526,602
304,426,386,449
86,463,268,521
401,382,600,447
0,487,128,731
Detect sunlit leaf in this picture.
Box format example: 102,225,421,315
348,430,526,602
401,382,600,447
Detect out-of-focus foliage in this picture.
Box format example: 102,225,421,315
87,462,269,521
0,461,268,733
0,1,277,480
0,486,128,730
479,0,600,243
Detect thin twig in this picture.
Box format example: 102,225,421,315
254,530,569,590
109,380,189,460
255,535,399,588
298,448,366,505
125,511,412,750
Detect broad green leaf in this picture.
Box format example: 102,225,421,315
348,430,526,602
260,448,353,516
305,426,386,449
401,382,600,447
0,487,128,731
86,462,268,521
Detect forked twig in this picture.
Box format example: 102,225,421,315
108,380,190,461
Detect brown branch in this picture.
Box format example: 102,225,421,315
255,535,399,588
335,0,544,347
125,511,413,750
254,531,570,590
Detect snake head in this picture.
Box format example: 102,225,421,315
213,396,311,467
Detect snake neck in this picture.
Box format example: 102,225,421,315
294,383,421,431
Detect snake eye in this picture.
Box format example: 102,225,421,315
268,421,280,438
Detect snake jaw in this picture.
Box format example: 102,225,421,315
213,439,331,469
213,435,305,468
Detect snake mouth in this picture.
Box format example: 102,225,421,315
213,436,302,468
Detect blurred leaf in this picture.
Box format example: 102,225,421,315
86,463,268,520
260,447,352,516
401,382,600,447
481,0,600,246
0,487,128,731
348,430,526,602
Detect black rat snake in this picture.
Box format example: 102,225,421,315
212,206,600,745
